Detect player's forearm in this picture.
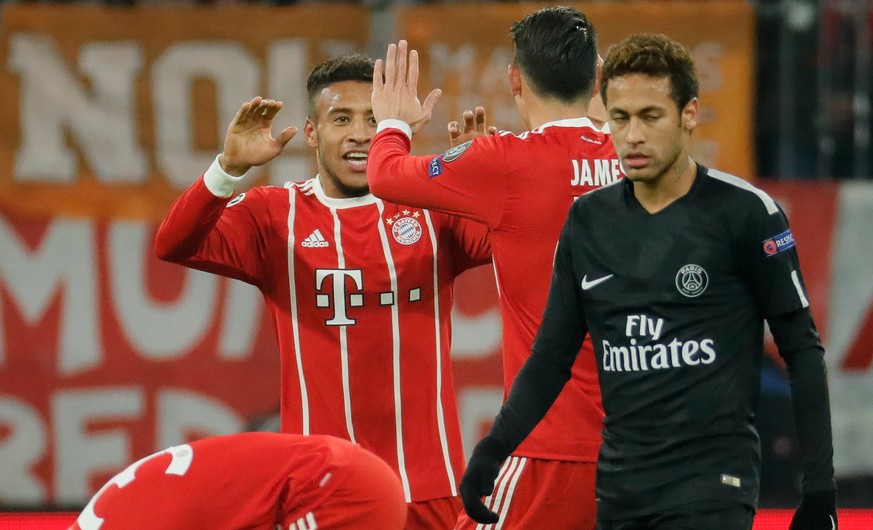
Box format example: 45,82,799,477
155,158,238,263
487,316,586,453
769,309,837,493
367,124,421,203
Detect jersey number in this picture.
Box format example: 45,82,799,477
75,444,194,530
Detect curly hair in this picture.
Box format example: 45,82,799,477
600,33,698,111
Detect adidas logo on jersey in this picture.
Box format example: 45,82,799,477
301,229,329,248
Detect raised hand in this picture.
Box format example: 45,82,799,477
219,97,298,177
372,40,442,134
447,106,498,147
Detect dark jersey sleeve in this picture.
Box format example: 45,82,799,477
155,175,273,289
485,211,589,451
769,308,837,494
741,198,810,318
742,194,836,493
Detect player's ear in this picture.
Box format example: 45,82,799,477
304,116,318,148
508,64,522,97
681,97,698,133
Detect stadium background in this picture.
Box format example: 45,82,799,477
0,0,871,527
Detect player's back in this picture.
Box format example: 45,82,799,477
69,433,368,530
368,116,621,461
489,119,620,459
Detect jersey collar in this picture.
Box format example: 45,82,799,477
312,174,379,209
532,116,605,133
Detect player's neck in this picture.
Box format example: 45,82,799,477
526,97,591,130
633,156,697,214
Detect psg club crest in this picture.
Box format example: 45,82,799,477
675,264,709,298
391,216,423,245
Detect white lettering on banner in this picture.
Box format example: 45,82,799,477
109,221,218,359
218,280,263,360
53,388,145,504
450,306,501,360
458,388,503,459
9,34,146,183
156,389,243,449
0,397,47,502
153,42,260,187
0,216,100,374
9,35,322,187
266,40,311,186
0,389,244,503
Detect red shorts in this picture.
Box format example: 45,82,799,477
454,457,596,530
406,496,462,530
279,444,408,530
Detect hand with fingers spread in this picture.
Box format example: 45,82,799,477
447,106,499,147
373,40,442,134
219,96,298,177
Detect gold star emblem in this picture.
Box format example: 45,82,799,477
402,209,410,216
386,218,394,225
412,211,420,218
394,213,401,220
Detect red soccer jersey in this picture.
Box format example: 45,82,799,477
368,118,622,462
155,164,491,501
70,432,405,530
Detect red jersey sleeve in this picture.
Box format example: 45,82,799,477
445,215,492,275
154,175,275,289
367,126,509,228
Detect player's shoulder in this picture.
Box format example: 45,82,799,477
224,179,309,211
701,166,782,217
571,177,626,216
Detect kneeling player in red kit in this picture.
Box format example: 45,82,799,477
69,432,406,530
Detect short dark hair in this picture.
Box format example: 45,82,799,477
306,54,374,117
600,33,699,111
510,6,598,103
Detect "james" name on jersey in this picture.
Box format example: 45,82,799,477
570,159,622,187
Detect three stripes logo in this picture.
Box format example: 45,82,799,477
283,512,317,530
301,229,329,248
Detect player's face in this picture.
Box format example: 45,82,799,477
305,80,377,198
606,74,697,185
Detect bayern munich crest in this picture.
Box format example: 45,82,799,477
675,264,709,298
391,216,423,245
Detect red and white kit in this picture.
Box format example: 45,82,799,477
155,160,491,505
368,118,622,528
69,432,407,530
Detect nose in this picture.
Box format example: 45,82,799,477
347,116,372,144
625,116,645,145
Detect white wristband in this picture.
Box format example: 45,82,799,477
203,155,247,198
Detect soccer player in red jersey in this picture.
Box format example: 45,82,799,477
155,55,490,530
366,7,621,529
69,432,406,530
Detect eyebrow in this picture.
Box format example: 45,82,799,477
326,106,374,116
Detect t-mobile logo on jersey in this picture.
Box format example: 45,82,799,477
600,314,717,372
314,268,424,326
315,269,364,326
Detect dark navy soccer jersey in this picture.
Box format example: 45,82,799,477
544,164,812,518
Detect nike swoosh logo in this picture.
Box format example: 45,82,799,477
581,274,614,290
